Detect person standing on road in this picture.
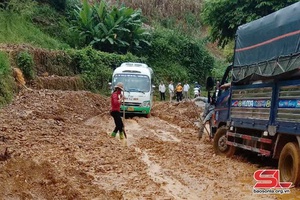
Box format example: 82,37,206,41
175,83,183,102
198,93,216,141
159,81,166,101
183,82,190,100
168,81,174,102
110,82,125,139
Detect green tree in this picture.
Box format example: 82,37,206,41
144,27,214,85
202,0,299,47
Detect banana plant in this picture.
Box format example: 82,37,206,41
72,0,150,54
72,0,94,44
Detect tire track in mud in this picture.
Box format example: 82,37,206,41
135,147,200,200
125,116,279,200
125,117,205,199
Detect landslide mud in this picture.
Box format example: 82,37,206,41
0,89,299,199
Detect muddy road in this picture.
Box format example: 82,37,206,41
0,89,299,199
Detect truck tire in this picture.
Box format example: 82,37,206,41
213,127,235,157
279,142,300,186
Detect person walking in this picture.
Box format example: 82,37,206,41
175,82,183,102
159,81,166,101
183,82,190,100
168,81,174,102
110,82,125,139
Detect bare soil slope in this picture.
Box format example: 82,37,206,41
0,89,298,199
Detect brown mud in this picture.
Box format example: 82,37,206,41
0,89,299,199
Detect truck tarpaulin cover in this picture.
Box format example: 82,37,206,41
234,2,300,67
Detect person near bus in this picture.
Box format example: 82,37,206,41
159,81,166,101
175,83,183,102
110,82,125,139
183,82,190,100
168,81,174,102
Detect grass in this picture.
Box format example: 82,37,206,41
0,12,69,50
0,52,15,107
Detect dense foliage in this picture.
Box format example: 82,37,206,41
70,0,150,54
144,27,214,84
63,0,214,85
2,0,295,104
68,46,144,91
202,0,299,47
0,0,219,105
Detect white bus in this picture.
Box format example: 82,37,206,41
111,62,154,117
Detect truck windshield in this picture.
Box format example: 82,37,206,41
113,74,150,92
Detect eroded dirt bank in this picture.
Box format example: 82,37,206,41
0,89,299,199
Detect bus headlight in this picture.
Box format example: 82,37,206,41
141,101,150,107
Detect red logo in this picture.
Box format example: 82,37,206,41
253,169,292,189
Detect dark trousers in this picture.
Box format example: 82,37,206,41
111,111,124,133
176,92,182,102
160,92,165,101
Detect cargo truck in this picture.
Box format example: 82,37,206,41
208,2,300,185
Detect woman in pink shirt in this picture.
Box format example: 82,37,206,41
110,82,125,139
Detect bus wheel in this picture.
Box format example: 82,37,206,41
213,127,235,157
279,142,300,186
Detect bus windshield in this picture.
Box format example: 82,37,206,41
113,74,150,93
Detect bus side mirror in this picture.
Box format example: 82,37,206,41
206,77,214,91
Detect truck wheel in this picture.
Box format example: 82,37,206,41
146,113,151,118
279,142,300,186
213,127,235,157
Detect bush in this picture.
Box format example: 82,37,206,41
144,26,215,85
68,46,144,92
0,52,16,107
151,61,188,86
16,51,36,80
